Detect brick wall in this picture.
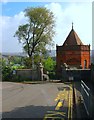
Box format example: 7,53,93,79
81,51,90,69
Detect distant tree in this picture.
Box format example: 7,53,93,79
23,57,32,68
2,58,13,81
12,56,22,65
14,7,55,61
43,57,56,79
43,57,56,72
23,55,44,68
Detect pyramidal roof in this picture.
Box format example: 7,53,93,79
63,24,84,46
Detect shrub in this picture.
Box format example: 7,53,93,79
2,65,13,81
43,57,56,79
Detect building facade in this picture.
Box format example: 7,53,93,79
56,24,90,78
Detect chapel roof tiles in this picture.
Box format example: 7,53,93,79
63,25,83,46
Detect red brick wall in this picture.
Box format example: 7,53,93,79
56,46,90,78
56,50,81,68
64,51,81,65
81,51,90,69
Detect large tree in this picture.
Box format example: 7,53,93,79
14,7,55,58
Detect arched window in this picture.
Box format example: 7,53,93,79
84,60,87,69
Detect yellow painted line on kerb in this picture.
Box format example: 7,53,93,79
68,84,73,120
68,91,71,119
44,86,72,120
70,88,73,119
55,101,63,110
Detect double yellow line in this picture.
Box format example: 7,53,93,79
44,84,73,120
68,84,73,120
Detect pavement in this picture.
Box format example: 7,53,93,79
81,81,94,119
74,81,93,119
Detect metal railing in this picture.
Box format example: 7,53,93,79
81,80,90,116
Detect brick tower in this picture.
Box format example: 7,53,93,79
56,23,90,78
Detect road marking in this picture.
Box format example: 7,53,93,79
55,88,68,102
55,101,63,110
44,116,65,120
54,88,69,111
43,111,66,120
68,90,71,119
68,85,73,120
68,91,70,119
44,86,71,120
70,90,73,119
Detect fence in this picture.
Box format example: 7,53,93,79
81,80,91,116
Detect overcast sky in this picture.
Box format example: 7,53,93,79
1,1,92,53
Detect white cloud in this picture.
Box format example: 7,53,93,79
0,0,93,2
1,0,8,4
1,11,27,53
1,2,92,53
45,2,92,49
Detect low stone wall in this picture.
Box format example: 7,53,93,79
16,69,32,80
15,68,48,81
62,69,91,82
31,70,38,80
91,70,94,83
81,69,91,81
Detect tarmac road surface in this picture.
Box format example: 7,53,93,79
2,82,72,119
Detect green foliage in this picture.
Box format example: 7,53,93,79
34,54,44,66
49,72,56,79
43,57,56,72
23,57,32,68
12,56,23,65
2,58,25,81
43,57,56,79
7,56,23,65
2,65,13,81
23,55,44,69
12,65,25,70
2,58,13,81
14,7,55,59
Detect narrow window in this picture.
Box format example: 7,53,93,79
84,60,87,69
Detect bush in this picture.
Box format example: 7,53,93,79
2,65,13,81
12,64,25,70
2,57,26,81
49,71,56,79
43,57,56,79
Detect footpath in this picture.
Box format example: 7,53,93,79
74,81,94,120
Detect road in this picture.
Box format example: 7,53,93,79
1,82,73,119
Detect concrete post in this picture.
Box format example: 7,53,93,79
38,62,44,81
